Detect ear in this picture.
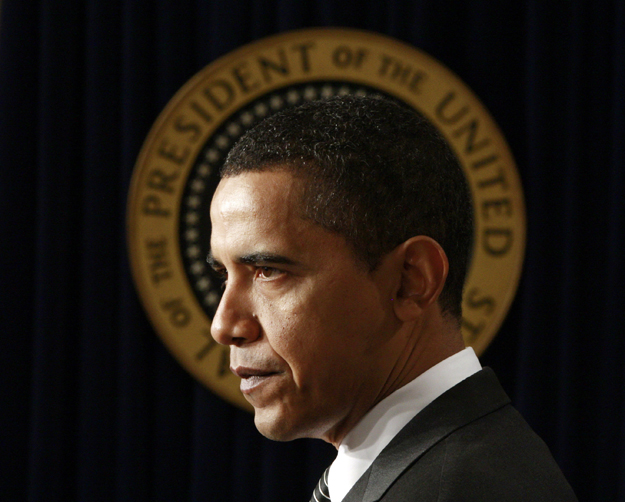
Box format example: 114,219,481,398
392,236,449,322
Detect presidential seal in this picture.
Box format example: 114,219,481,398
127,28,526,411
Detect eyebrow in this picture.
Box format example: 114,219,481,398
207,250,298,269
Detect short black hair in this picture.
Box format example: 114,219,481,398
221,95,473,320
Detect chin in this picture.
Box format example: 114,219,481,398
253,407,327,443
254,412,301,442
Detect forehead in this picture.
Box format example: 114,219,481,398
210,170,302,226
209,170,319,255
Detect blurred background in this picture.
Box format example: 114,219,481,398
1,1,623,500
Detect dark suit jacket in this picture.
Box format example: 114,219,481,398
342,368,577,501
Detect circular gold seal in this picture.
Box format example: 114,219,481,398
127,28,526,411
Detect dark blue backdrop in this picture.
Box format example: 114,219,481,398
1,1,623,500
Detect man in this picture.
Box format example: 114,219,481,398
208,96,577,501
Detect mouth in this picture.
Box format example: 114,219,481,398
231,366,281,394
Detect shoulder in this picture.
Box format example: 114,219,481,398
385,403,578,501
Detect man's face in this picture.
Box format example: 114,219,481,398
209,170,400,445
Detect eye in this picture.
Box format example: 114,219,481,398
256,266,283,280
211,267,228,289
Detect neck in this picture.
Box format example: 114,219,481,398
323,310,465,448
378,312,465,406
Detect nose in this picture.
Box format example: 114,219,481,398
210,281,261,346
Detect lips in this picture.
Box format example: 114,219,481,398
231,366,280,394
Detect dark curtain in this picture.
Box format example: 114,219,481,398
1,1,623,500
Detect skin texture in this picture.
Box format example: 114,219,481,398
209,170,464,448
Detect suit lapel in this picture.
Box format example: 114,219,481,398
342,368,510,502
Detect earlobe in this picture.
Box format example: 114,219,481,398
392,236,449,322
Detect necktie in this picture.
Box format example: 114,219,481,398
310,467,331,502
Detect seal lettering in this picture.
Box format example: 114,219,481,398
145,238,172,284
435,91,469,124
203,79,235,112
173,114,203,143
146,168,179,194
483,228,513,256
158,138,190,165
465,287,496,315
332,45,368,69
378,54,426,93
452,119,490,154
232,61,261,93
161,298,192,327
141,195,170,217
196,329,219,361
292,42,314,72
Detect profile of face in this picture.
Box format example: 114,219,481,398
209,170,405,446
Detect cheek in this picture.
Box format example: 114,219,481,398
255,277,383,377
312,282,379,334
265,310,330,388
256,297,310,364
275,315,320,368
